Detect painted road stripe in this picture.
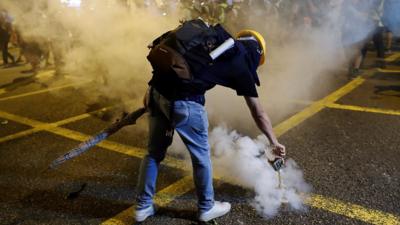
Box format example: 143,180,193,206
0,71,54,95
308,194,400,225
326,103,400,116
2,75,399,224
0,110,44,127
0,106,113,144
376,68,400,74
1,108,399,224
0,70,54,95
0,82,87,102
0,128,40,144
0,70,90,97
101,176,193,225
0,109,185,171
48,126,186,172
385,52,400,62
273,77,365,137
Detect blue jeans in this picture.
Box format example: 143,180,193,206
136,89,214,213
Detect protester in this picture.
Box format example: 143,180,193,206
341,0,374,78
0,10,15,67
383,0,399,54
19,35,46,73
135,20,285,223
363,0,386,69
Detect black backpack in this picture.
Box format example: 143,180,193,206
147,19,232,80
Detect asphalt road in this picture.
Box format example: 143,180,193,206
0,48,400,225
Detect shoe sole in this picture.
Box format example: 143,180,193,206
199,205,231,222
135,207,155,222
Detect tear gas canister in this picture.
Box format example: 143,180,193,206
269,158,284,171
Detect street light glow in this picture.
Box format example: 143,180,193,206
60,0,81,8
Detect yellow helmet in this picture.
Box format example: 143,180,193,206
236,29,266,66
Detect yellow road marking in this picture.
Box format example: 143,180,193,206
2,75,399,223
0,70,54,95
0,128,40,144
326,103,400,116
0,106,111,144
101,176,193,225
0,68,91,101
0,82,88,102
0,110,44,127
36,70,54,78
376,68,400,73
273,77,365,137
307,194,400,225
52,108,108,127
1,108,400,224
48,126,187,171
385,52,400,62
0,107,185,170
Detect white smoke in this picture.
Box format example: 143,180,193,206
1,1,182,107
1,0,387,219
169,125,311,218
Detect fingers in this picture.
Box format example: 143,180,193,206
272,145,286,158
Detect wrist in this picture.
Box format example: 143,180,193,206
271,139,279,146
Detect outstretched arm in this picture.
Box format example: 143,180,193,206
244,96,286,157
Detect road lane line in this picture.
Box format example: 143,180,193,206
0,70,90,97
385,52,400,62
2,108,400,224
48,126,187,171
3,75,398,223
0,110,44,127
0,82,88,102
326,103,400,116
0,71,54,95
0,106,111,144
0,70,54,95
273,77,365,137
101,176,193,225
52,108,109,127
377,68,400,73
0,128,39,144
308,194,400,225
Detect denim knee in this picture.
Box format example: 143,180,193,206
147,149,167,163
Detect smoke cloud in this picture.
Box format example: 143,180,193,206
169,125,311,218
1,0,182,108
1,0,392,219
210,126,311,217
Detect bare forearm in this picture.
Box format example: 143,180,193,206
245,96,286,157
245,97,278,145
251,110,278,145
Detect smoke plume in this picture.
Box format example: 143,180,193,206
1,0,182,107
169,125,311,218
1,0,393,219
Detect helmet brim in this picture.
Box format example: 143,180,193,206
236,30,266,66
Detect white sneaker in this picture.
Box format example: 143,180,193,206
199,201,231,222
135,205,155,222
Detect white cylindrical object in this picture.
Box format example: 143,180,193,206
209,38,235,60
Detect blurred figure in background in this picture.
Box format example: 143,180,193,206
19,36,43,73
362,0,385,69
341,0,380,78
382,0,399,54
0,9,15,67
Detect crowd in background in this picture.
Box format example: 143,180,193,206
0,4,67,75
0,0,399,78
